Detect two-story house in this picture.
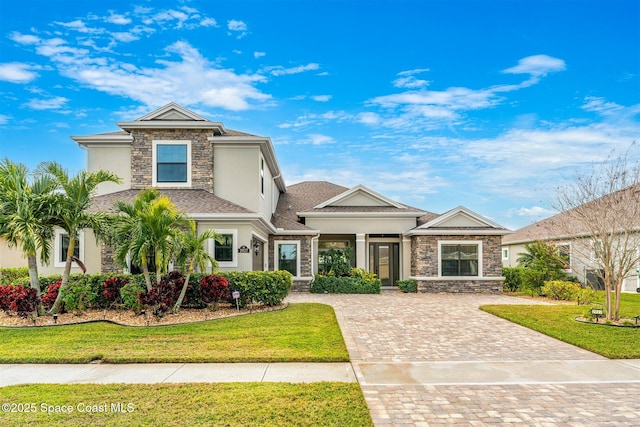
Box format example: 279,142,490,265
2,103,510,292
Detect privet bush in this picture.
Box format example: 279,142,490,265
221,270,292,308
310,275,381,294
502,267,524,292
0,267,30,285
397,279,417,293
541,280,581,301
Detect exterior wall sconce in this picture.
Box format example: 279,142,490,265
253,240,261,256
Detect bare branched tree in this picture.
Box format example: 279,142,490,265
551,144,640,320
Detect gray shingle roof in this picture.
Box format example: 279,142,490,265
272,181,433,230
90,189,255,215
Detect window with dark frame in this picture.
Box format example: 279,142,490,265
157,144,187,182
441,244,479,276
214,234,234,262
60,234,80,263
278,243,298,276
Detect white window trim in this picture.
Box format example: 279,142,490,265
54,229,84,268
438,240,483,278
152,140,192,188
274,240,301,278
209,229,238,268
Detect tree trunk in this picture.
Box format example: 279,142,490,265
27,254,44,315
173,260,194,314
141,259,152,292
614,280,622,321
604,267,612,320
49,235,75,315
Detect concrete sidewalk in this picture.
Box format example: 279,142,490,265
0,362,356,386
2,359,639,387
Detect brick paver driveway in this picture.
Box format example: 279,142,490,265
287,292,640,426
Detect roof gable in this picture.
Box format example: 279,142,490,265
314,184,405,209
136,102,207,121
409,206,510,236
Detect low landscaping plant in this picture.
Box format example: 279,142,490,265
311,274,381,294
0,267,29,285
41,279,62,312
0,284,39,318
397,279,417,293
200,274,230,310
541,280,581,301
502,266,524,292
222,270,293,308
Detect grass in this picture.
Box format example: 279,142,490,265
0,383,373,427
481,292,640,359
0,303,349,363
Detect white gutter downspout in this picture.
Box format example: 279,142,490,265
311,233,320,277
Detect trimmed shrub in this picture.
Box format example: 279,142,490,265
60,278,92,314
120,281,145,312
139,271,184,318
0,267,30,285
200,274,230,310
311,275,381,294
41,280,62,312
502,267,524,292
221,270,292,308
575,286,598,305
103,276,129,306
541,280,581,301
350,268,377,280
0,285,40,318
397,279,417,293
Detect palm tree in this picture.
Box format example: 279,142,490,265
172,226,220,314
110,188,161,291
110,189,191,291
0,159,58,303
38,162,120,314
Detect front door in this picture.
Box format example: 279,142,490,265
369,243,399,286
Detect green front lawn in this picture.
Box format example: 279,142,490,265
0,383,373,427
0,303,349,363
481,293,640,359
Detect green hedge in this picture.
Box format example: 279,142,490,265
310,275,381,294
397,279,417,293
221,270,293,308
0,267,29,285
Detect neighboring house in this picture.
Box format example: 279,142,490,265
1,103,510,292
502,204,640,293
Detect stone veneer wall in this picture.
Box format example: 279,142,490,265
269,235,313,292
101,244,120,273
411,234,503,293
130,128,214,192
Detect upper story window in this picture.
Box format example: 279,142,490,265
260,157,265,196
152,140,191,187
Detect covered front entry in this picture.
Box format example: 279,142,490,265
369,242,399,286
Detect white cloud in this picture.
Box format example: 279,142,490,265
581,96,624,115
55,19,103,34
0,62,39,83
311,95,332,102
105,13,131,25
0,115,9,125
508,206,556,218
502,54,566,77
357,112,382,125
9,32,40,45
200,17,218,27
393,68,430,88
227,20,247,31
62,41,271,111
23,96,68,110
254,51,266,59
306,134,336,145
111,32,139,43
266,63,320,76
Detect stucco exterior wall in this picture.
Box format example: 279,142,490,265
305,217,417,234
87,145,132,195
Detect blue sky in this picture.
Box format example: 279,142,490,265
0,0,638,229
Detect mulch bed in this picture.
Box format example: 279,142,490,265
0,304,287,327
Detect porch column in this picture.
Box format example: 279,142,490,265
356,233,366,269
402,236,412,280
